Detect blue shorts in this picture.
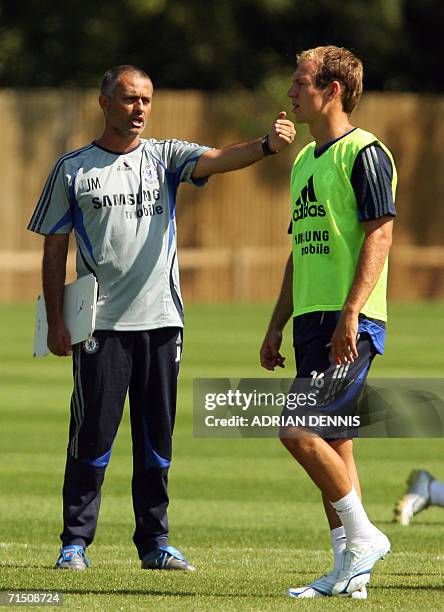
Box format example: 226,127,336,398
281,311,384,439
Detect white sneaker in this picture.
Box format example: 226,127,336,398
288,570,367,599
394,469,433,526
332,530,390,596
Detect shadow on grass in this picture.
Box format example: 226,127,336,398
1,563,322,580
2,584,443,598
0,587,279,598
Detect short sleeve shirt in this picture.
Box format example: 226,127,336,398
28,138,211,330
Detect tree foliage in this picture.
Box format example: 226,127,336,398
0,0,441,92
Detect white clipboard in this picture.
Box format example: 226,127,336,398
33,274,98,357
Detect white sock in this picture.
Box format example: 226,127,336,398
430,479,444,506
331,487,377,549
331,526,346,573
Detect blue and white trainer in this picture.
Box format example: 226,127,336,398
55,545,90,570
141,545,195,571
332,530,390,595
288,570,367,599
394,469,434,526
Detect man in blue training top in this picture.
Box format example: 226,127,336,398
28,64,296,572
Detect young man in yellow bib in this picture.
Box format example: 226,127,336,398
260,46,396,599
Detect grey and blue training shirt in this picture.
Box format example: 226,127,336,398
28,138,211,330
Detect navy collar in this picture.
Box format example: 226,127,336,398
92,140,143,155
314,128,357,158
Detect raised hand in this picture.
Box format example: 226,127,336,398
267,111,296,152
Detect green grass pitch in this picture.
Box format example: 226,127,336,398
0,302,443,610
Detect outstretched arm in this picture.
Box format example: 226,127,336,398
331,217,393,365
192,111,295,179
43,234,72,356
260,254,293,371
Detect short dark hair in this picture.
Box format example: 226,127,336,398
100,65,152,97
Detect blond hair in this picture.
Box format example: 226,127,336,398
296,46,363,114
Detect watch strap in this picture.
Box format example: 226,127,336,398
261,134,277,156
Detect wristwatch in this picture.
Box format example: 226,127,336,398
261,134,277,156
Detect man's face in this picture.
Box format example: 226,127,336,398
101,72,153,139
287,61,329,124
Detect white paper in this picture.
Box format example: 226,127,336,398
33,274,98,357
